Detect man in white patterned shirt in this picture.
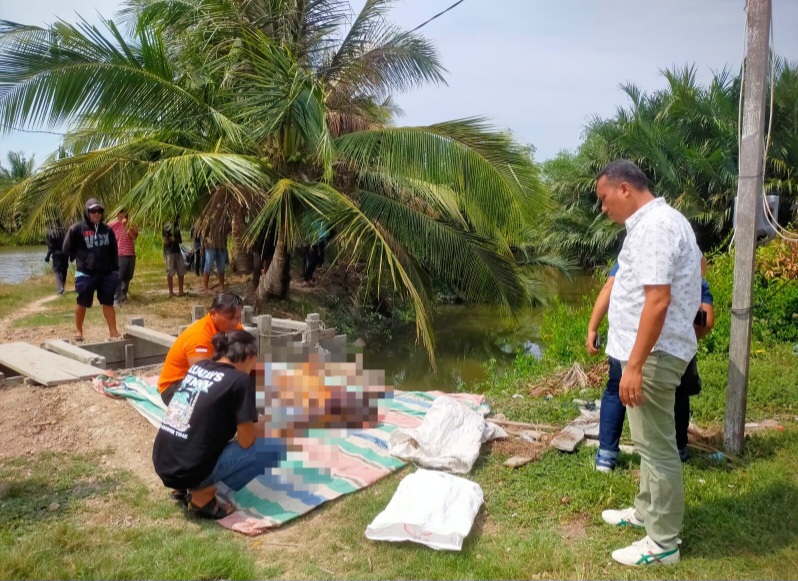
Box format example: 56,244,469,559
595,160,701,566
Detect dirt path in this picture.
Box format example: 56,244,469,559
0,293,61,337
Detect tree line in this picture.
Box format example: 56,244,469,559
1,1,797,359
542,61,798,268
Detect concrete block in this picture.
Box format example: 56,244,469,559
192,305,205,322
124,324,177,348
242,305,255,325
550,425,585,452
504,456,534,468
44,339,107,368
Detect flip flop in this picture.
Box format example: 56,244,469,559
73,335,84,343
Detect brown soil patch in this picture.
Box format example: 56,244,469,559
488,433,549,460
559,513,588,544
0,377,161,489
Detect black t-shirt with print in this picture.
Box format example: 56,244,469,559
152,359,258,490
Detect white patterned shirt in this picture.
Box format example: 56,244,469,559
606,197,701,363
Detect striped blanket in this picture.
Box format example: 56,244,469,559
93,375,489,535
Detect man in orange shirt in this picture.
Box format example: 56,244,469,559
158,293,244,405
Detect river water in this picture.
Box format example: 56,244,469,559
365,272,597,391
0,245,48,284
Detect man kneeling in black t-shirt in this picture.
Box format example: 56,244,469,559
152,330,285,519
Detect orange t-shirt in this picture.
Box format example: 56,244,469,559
157,314,244,392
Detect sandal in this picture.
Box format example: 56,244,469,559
186,494,234,520
73,335,84,343
170,489,188,505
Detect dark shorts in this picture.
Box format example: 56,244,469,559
75,272,119,308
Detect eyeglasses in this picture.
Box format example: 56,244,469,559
88,209,104,214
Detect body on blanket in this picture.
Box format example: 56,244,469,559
97,367,489,535
152,328,394,521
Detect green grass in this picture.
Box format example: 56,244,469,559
2,243,797,579
0,275,55,316
3,433,797,579
0,452,265,580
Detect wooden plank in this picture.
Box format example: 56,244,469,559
124,324,177,348
0,342,105,386
44,339,106,368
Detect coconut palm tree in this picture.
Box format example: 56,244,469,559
0,150,35,232
0,0,551,361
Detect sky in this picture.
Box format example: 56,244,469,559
2,0,797,166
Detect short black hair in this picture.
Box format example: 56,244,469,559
597,160,649,191
209,292,243,316
211,330,258,363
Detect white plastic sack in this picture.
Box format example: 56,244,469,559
388,395,507,474
365,469,484,551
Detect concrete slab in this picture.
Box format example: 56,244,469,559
549,425,585,453
0,342,105,386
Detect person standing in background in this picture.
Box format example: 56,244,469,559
203,217,231,294
190,221,203,277
62,199,120,342
588,257,715,472
45,220,69,295
108,208,138,307
163,220,186,298
301,219,329,286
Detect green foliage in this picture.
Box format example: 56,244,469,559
538,295,596,368
703,247,798,354
0,151,35,233
542,62,798,267
0,1,556,363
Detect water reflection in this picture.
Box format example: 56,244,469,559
365,272,597,392
0,246,48,284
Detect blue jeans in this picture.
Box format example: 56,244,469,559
598,357,625,459
203,248,228,274
598,356,694,458
198,438,287,491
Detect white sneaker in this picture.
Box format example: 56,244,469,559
601,507,644,528
611,535,680,566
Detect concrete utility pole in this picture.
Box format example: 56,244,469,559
725,0,771,454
